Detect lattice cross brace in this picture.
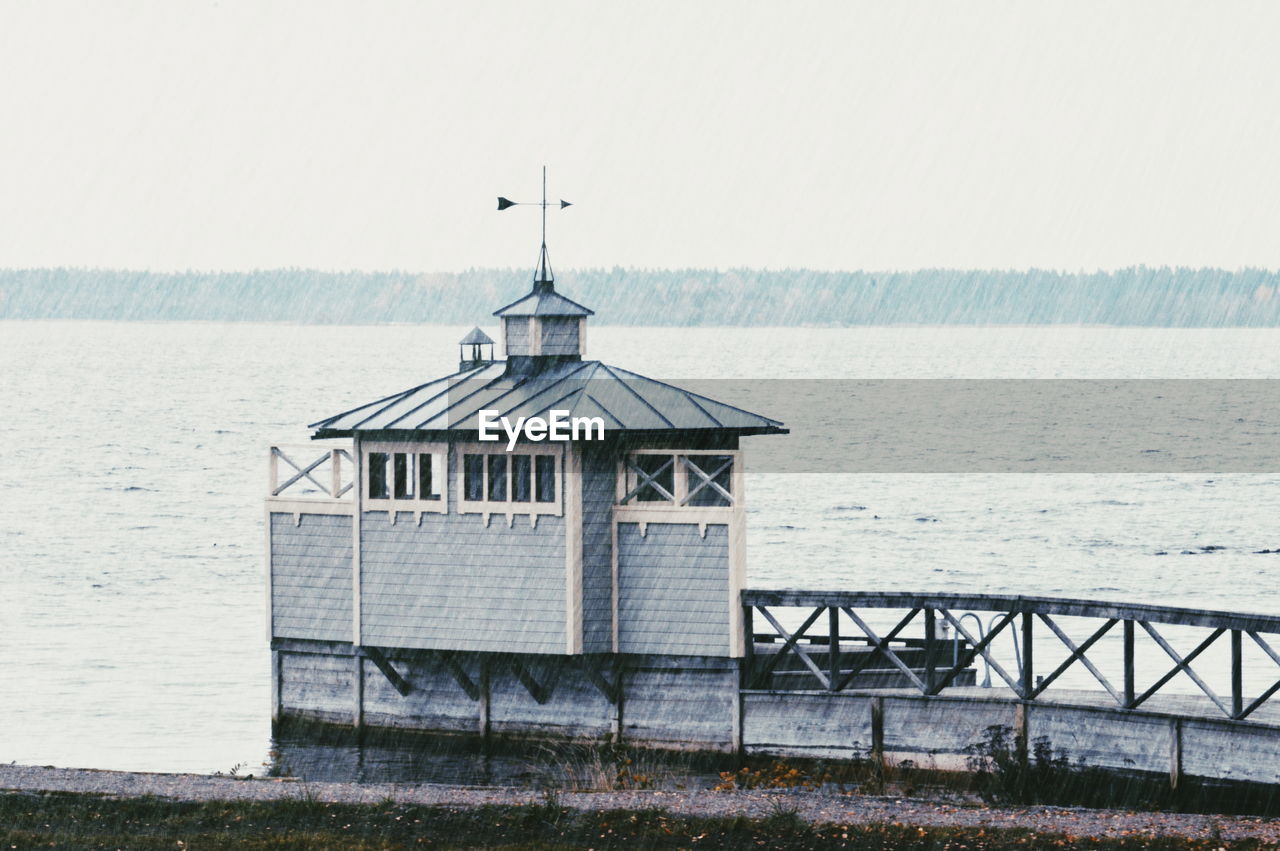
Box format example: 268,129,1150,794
680,456,734,506
1133,623,1227,715
838,606,927,692
620,457,676,504
273,449,333,496
938,609,1021,695
1239,631,1280,720
834,607,923,691
1030,615,1121,702
751,606,828,689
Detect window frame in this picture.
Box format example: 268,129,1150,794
455,441,564,521
361,440,449,515
615,449,741,515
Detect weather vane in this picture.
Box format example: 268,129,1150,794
497,166,572,287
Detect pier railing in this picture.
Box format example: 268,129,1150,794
742,590,1280,723
268,445,354,500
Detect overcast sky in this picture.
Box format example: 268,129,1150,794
1,1,1278,272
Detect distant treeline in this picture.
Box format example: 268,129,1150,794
2,267,1279,326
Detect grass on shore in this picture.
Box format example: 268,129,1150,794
0,790,1271,850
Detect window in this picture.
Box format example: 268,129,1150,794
458,446,562,517
620,452,736,508
364,445,446,512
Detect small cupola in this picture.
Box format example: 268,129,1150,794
493,280,593,370
458,326,495,372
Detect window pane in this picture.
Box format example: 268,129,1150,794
535,455,556,503
418,453,439,500
393,453,413,499
686,455,733,506
632,454,673,502
512,455,532,502
488,454,508,501
368,452,389,499
464,454,484,501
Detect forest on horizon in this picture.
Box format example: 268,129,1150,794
2,266,1279,326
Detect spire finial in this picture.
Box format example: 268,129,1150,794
496,166,572,293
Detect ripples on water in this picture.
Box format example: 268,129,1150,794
1,322,1279,776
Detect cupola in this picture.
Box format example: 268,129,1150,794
458,326,495,372
493,278,593,371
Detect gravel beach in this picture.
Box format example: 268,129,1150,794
2,764,1278,843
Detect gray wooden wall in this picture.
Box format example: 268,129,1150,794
580,446,615,652
539,317,580,356
361,510,566,653
617,522,730,656
270,513,353,642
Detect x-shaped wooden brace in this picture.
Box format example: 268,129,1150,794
749,606,828,689
272,448,332,496
620,457,675,504
1131,623,1226,714
680,456,734,506
937,609,1020,696
1030,615,1120,701
1239,631,1280,720
834,607,924,692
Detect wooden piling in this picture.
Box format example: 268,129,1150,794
353,653,364,729
478,658,492,745
270,649,282,723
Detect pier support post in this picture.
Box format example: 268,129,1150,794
924,608,937,692
1169,718,1183,794
1123,620,1136,707
611,660,626,744
731,679,743,756
353,653,364,730
870,696,885,768
478,658,492,745
1014,703,1029,769
271,649,282,723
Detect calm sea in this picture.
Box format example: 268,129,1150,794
2,321,1279,776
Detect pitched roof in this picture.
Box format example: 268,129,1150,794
308,360,785,437
493,289,594,317
459,326,494,345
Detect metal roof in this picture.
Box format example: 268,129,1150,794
309,360,785,437
459,326,494,345
492,289,594,317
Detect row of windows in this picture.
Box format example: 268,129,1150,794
365,449,557,505
367,452,444,501
366,449,733,510
463,453,557,504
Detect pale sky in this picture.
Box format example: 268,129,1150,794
1,1,1278,272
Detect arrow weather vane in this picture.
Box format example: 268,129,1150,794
497,166,571,289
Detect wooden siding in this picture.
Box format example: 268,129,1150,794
742,693,875,759
279,645,355,724
580,446,615,652
360,510,566,653
503,317,532,357
270,513,353,642
621,656,737,749
617,523,730,656
539,317,580,356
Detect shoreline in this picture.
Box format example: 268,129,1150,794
2,764,1278,843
